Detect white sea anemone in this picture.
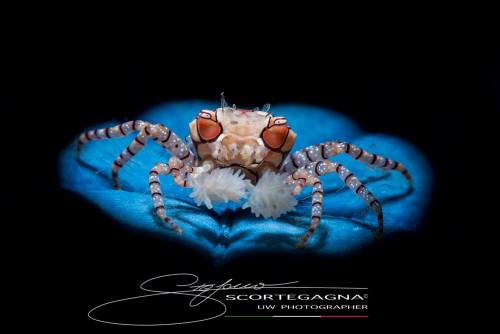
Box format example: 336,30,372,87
189,168,251,209
242,171,297,219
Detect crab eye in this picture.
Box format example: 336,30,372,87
198,111,212,119
197,117,222,142
261,120,289,150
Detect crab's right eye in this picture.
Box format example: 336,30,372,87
196,113,223,142
199,111,212,119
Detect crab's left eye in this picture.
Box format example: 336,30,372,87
261,118,289,150
197,117,223,142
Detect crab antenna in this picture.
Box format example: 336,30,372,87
262,103,272,116
220,92,226,111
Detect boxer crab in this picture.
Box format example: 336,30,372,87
77,96,412,248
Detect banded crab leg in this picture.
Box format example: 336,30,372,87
282,141,412,183
77,120,196,189
287,169,324,248
149,156,195,233
288,160,383,247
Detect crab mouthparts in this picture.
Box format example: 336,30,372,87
220,143,251,164
211,141,264,166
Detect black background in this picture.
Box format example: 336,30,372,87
6,14,496,330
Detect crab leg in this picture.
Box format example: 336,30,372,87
288,160,383,247
287,169,324,248
77,120,138,154
77,121,196,189
149,157,194,234
283,141,411,183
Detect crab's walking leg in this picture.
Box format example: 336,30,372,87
283,141,411,183
289,160,384,246
149,157,194,234
77,120,196,189
167,156,195,188
77,120,140,155
288,169,324,248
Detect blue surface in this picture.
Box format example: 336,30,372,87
59,100,432,260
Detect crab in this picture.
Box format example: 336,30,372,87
76,96,412,248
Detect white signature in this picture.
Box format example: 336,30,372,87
88,273,367,326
